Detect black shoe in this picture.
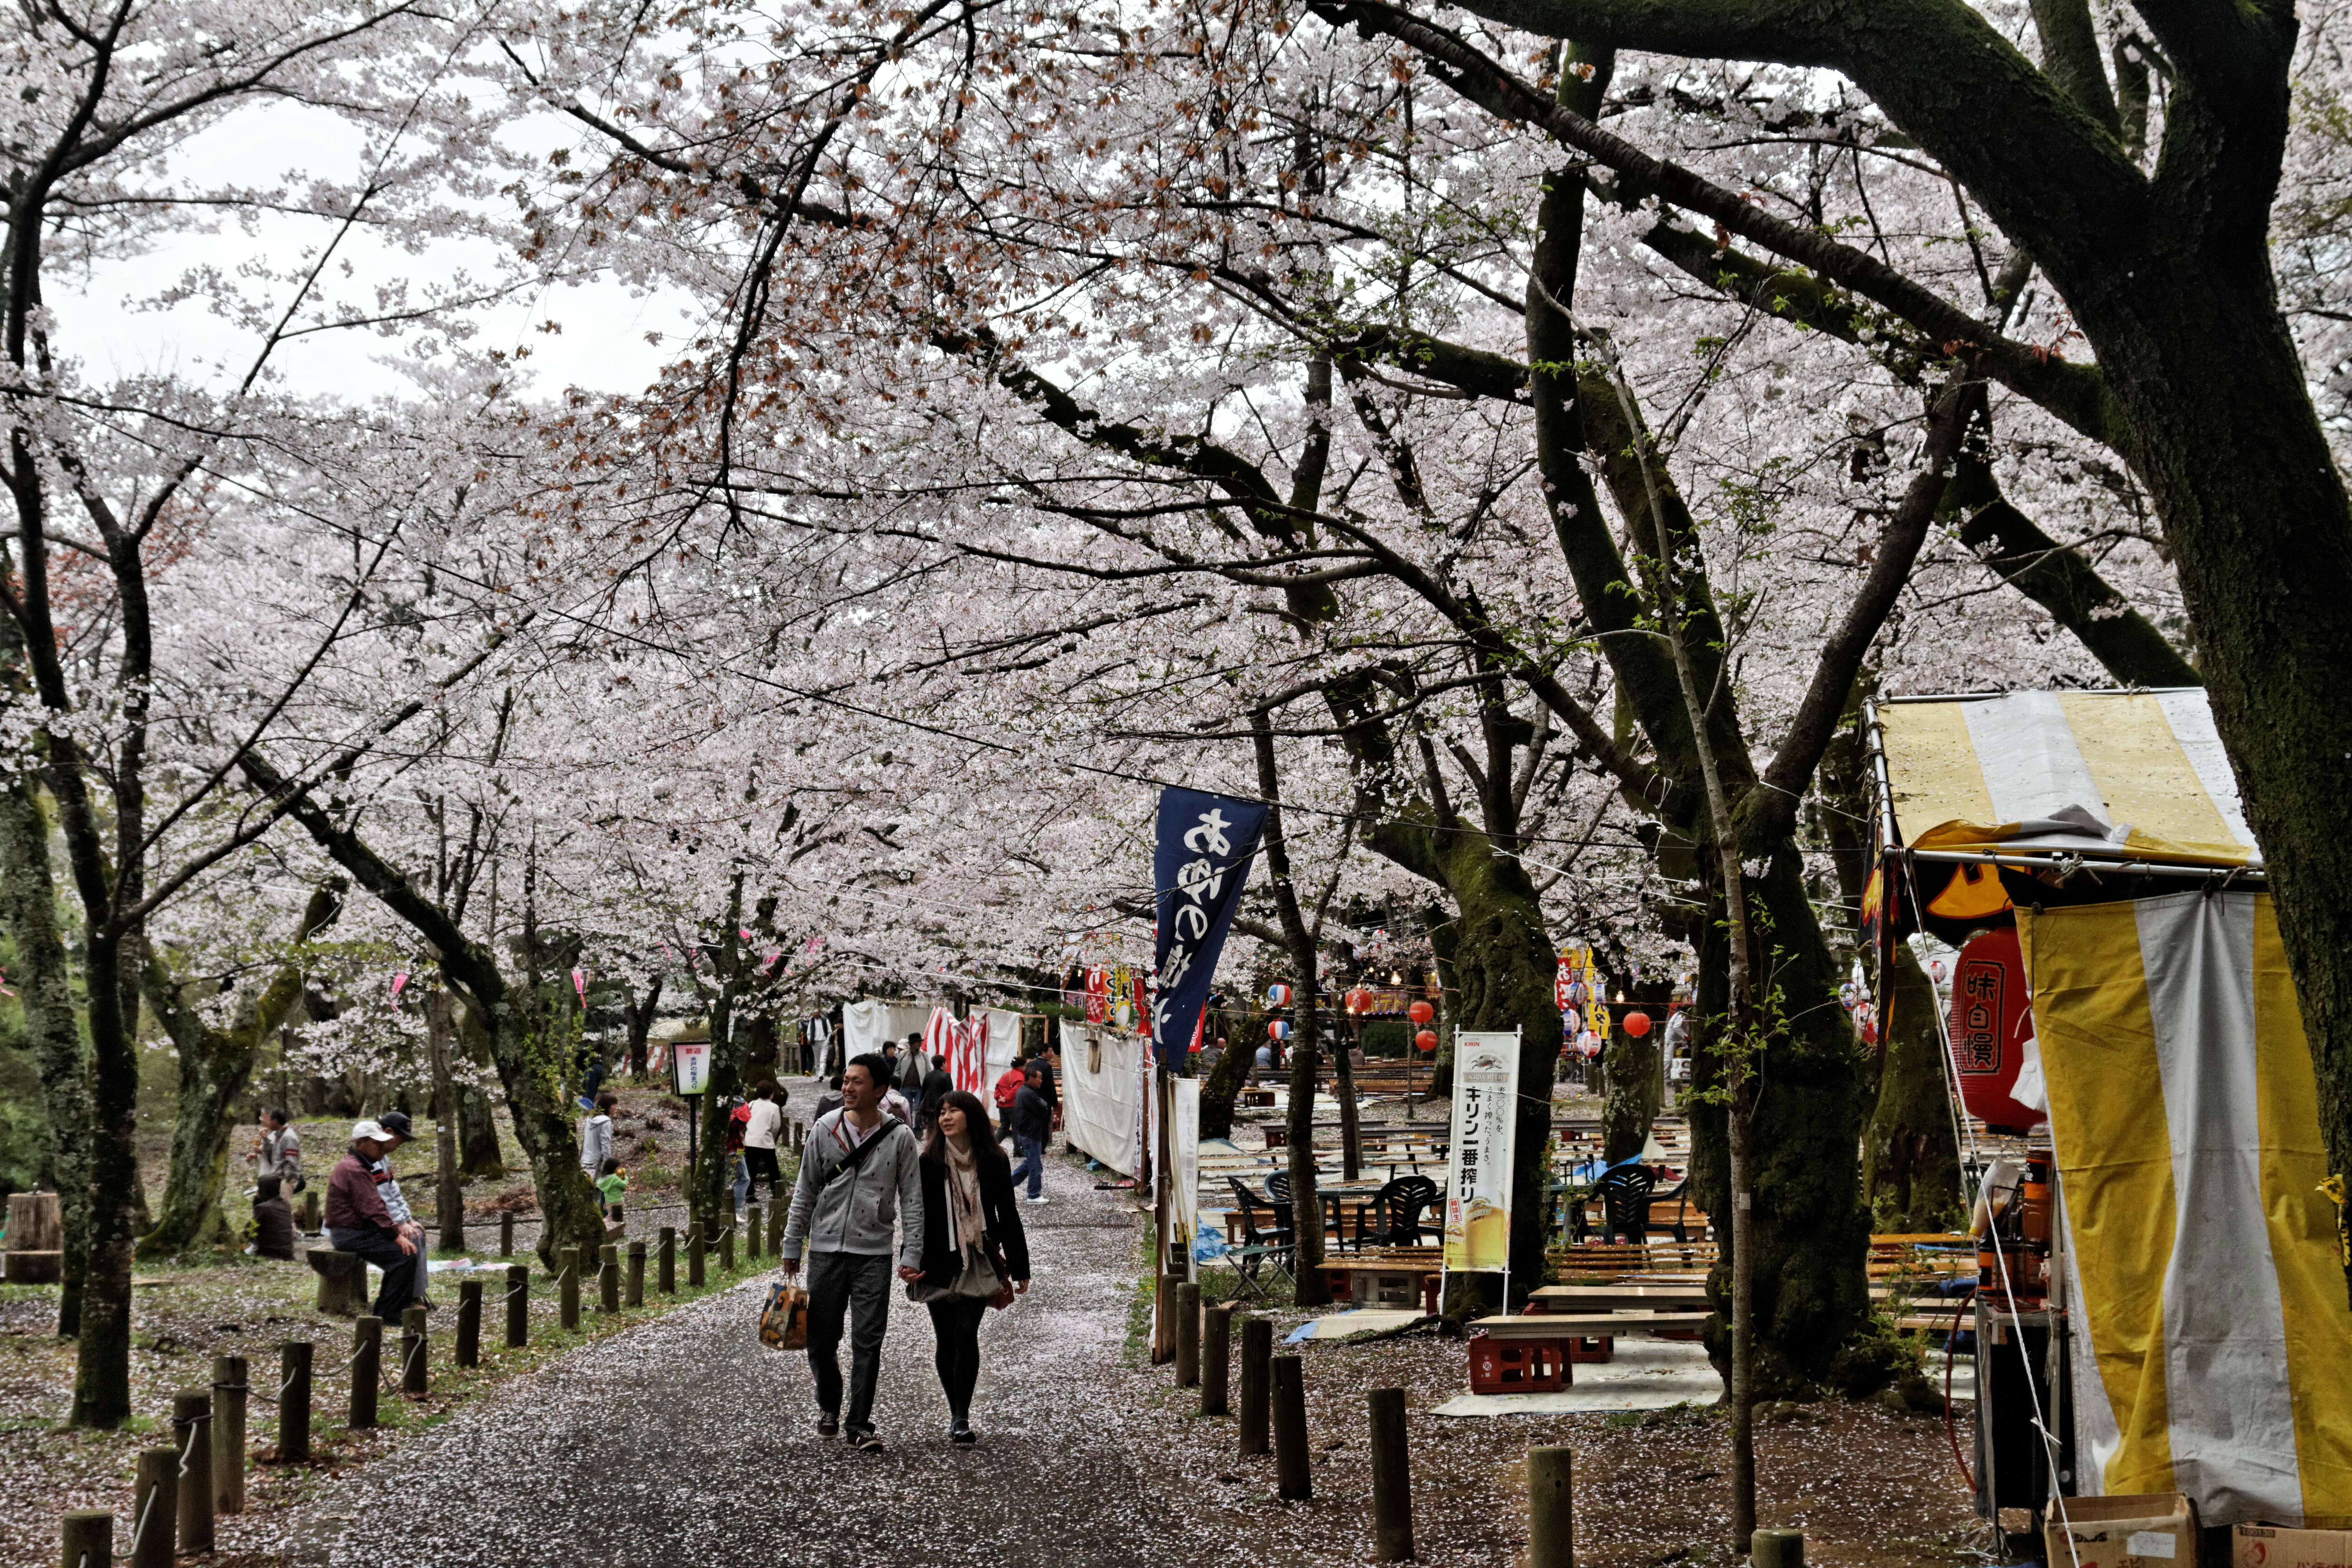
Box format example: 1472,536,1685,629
849,1429,885,1453
816,1411,839,1437
950,1421,976,1446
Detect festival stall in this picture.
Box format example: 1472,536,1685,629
1863,689,2352,1538
1060,1018,1149,1178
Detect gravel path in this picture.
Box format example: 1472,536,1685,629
283,1105,1211,1568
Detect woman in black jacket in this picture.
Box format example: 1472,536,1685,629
910,1088,1030,1444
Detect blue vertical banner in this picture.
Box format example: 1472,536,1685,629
1152,787,1269,1068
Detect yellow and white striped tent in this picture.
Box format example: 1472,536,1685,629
2021,894,2352,1526
1878,689,2256,866
1871,691,2352,1527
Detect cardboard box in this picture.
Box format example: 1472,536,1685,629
2234,1524,2352,1568
2045,1494,2199,1568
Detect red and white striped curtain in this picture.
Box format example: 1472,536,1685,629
924,1008,988,1094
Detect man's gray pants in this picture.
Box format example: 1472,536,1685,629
805,1250,894,1434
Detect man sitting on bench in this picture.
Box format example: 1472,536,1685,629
324,1119,418,1322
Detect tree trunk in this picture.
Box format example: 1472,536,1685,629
1197,1027,1253,1141
140,885,341,1258
428,990,464,1250
457,1085,505,1179
1689,848,1885,1397
1601,1016,1661,1164
1862,946,1963,1233
1281,1038,1329,1307
2099,282,2352,1302
71,927,140,1427
0,775,91,1337
1431,831,1561,1297
1333,1029,1362,1183
624,977,662,1079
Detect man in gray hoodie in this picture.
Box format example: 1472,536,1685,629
779,1051,923,1451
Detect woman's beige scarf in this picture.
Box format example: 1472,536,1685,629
944,1135,987,1255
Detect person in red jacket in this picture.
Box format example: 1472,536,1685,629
991,1057,1027,1138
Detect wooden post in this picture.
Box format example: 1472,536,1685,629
626,1241,646,1308
1752,1531,1805,1568
129,1452,175,1568
172,1390,213,1554
1369,1387,1414,1561
456,1279,482,1367
1239,1316,1272,1455
1175,1281,1201,1387
299,1188,321,1235
348,1318,381,1429
558,1245,582,1328
718,1224,735,1274
747,1204,763,1259
276,1342,311,1464
1201,1304,1232,1416
211,1354,247,1515
688,1225,706,1287
59,1509,111,1568
1528,1446,1573,1568
1271,1356,1310,1500
401,1305,428,1396
500,1212,514,1257
1152,1267,1177,1365
658,1225,676,1294
599,1244,619,1314
504,1264,528,1348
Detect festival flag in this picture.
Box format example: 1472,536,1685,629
1151,787,1269,1068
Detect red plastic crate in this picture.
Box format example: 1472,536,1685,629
1467,1333,1565,1393
1566,1335,1616,1364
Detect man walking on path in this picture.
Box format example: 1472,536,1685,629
325,1121,419,1323
743,1081,784,1205
779,1053,923,1452
1008,1066,1053,1205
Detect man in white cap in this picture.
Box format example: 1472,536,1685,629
324,1120,418,1322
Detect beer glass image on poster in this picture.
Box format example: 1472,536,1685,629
1443,1031,1521,1271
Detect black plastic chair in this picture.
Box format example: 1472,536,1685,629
1365,1175,1441,1247
1648,1175,1694,1244
1225,1176,1295,1299
1593,1163,1658,1245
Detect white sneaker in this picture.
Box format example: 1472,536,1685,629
1026,1195,1050,1205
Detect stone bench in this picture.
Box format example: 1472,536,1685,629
305,1247,366,1316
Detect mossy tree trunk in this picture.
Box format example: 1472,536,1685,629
0,773,92,1337
1600,979,1667,1164
139,882,343,1257
1862,946,1963,1233
1197,1022,1254,1141
456,1085,505,1179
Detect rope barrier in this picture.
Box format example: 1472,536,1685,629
127,1481,162,1558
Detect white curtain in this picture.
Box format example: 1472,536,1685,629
1059,1019,1144,1177
840,1000,933,1066
980,1010,1024,1078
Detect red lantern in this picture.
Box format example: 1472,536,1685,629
1415,1029,1438,1053
1407,1000,1434,1025
1948,927,2043,1132
1623,1011,1652,1037
1268,1019,1291,1041
1346,987,1373,1013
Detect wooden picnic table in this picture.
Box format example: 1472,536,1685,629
1472,1311,1709,1339
1530,1284,1711,1311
